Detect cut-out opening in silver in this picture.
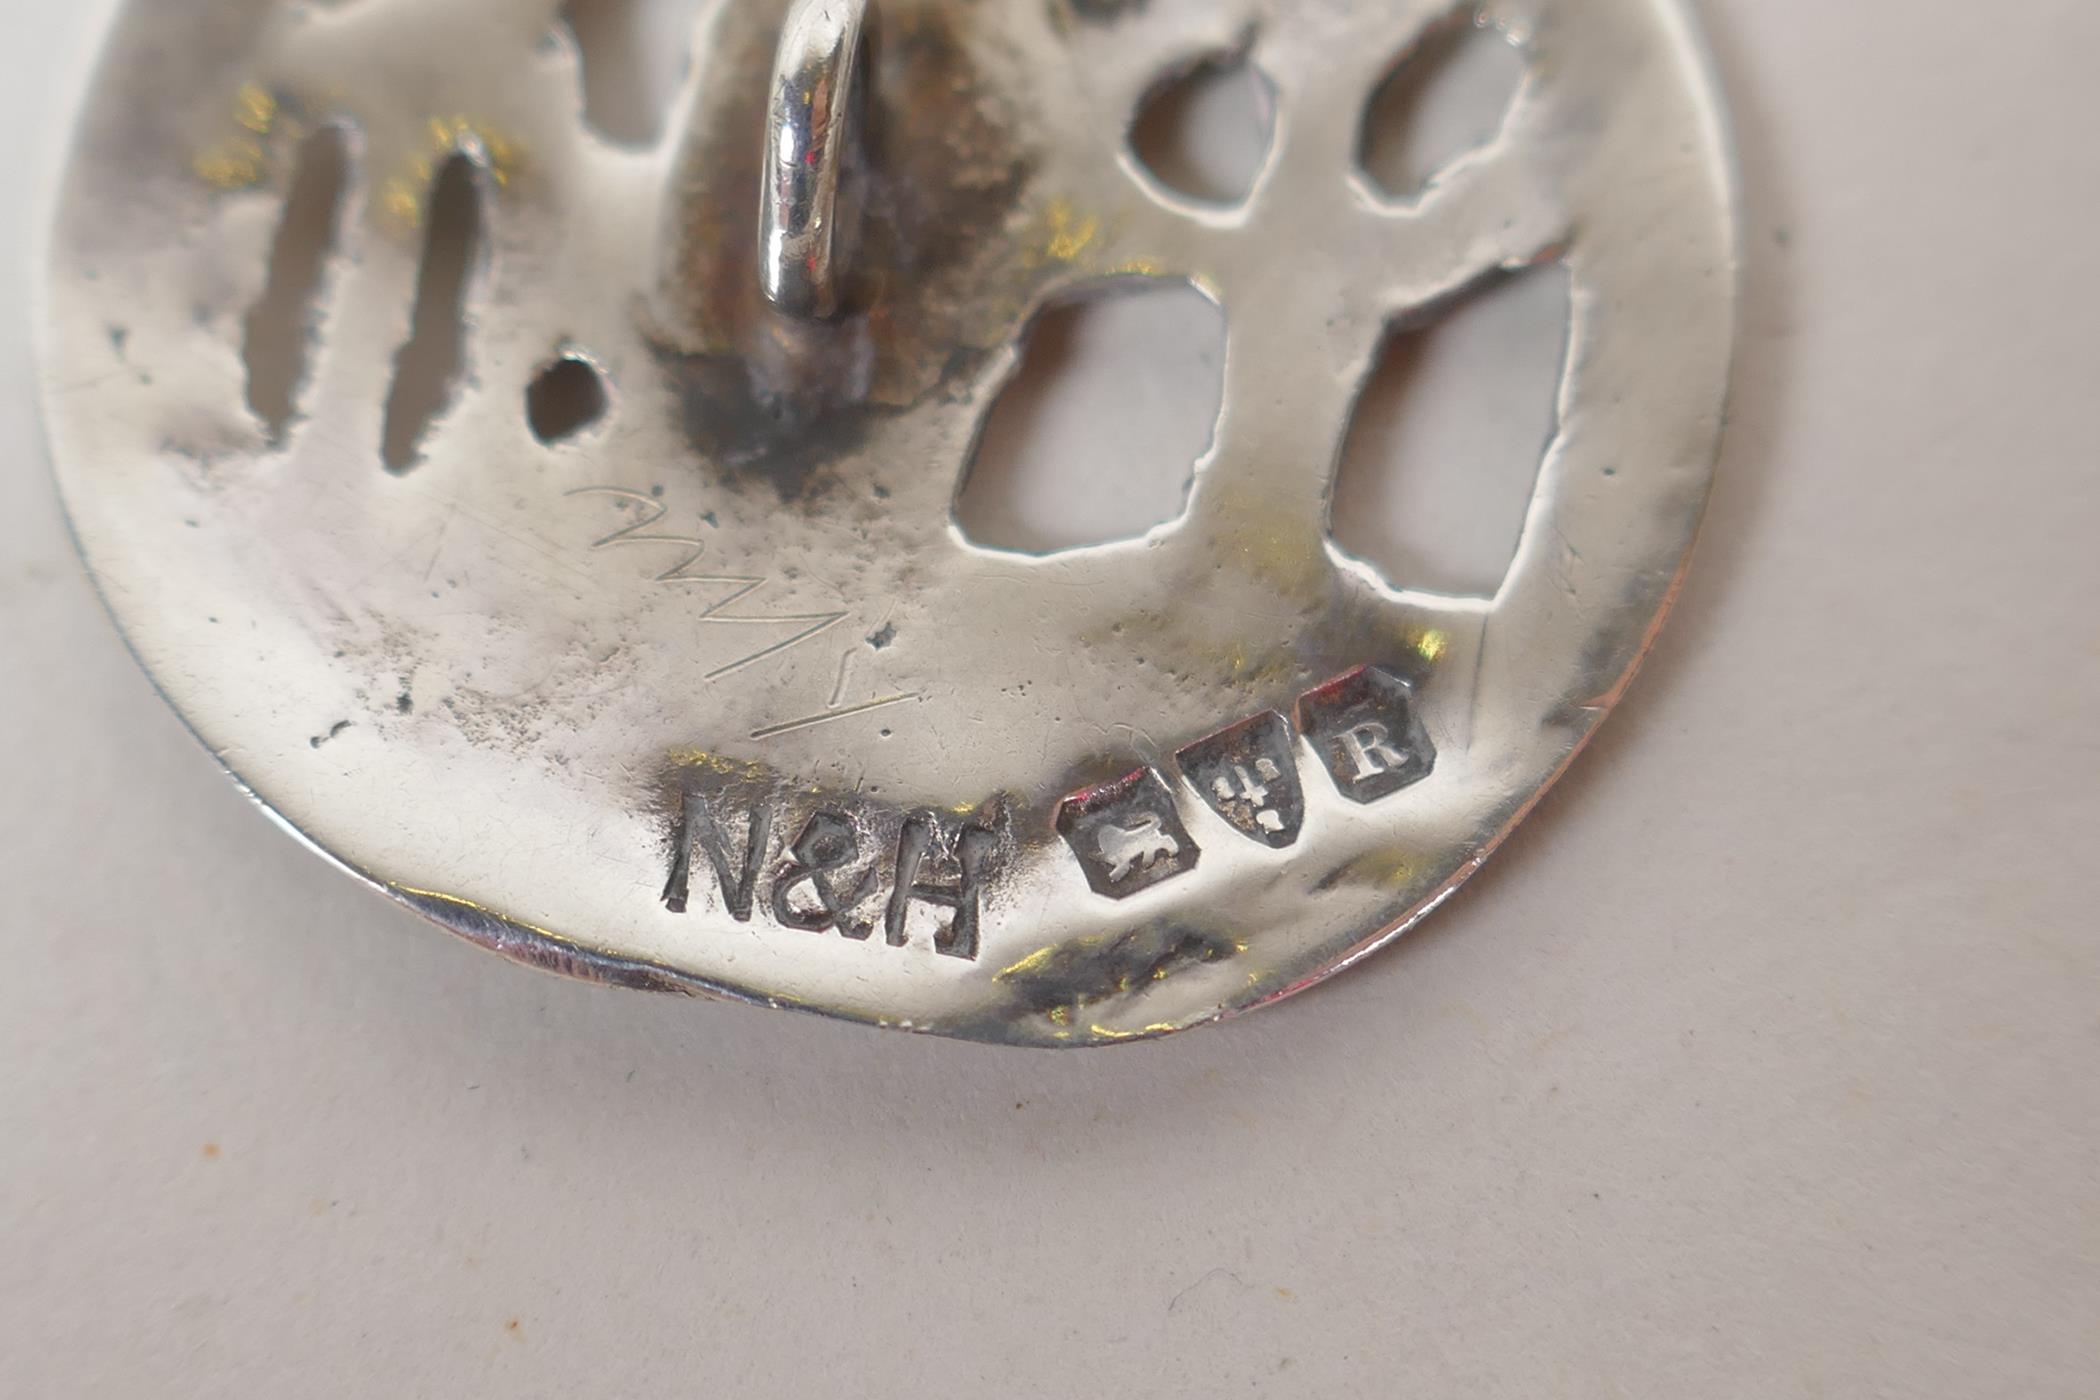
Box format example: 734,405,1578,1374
381,152,484,475
956,280,1226,554
1359,9,1527,199
527,353,610,444
243,124,351,444
1130,47,1275,207
561,0,706,147
1330,263,1571,598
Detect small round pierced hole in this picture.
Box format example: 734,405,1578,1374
527,354,609,444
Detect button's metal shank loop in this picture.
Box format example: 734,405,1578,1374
760,0,869,319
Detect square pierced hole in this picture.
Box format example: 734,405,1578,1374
957,280,1226,554
1330,264,1570,598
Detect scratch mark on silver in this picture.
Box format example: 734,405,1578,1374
750,692,921,741
566,486,711,582
570,487,851,678
703,612,852,680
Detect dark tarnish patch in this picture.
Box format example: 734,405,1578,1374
994,921,1239,1020
660,351,876,501
158,417,265,488
1053,0,1151,26
309,719,352,749
650,1,1038,502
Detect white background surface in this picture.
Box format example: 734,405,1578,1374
5,1,2098,1395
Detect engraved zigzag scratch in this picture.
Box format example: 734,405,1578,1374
567,487,848,679
566,486,708,580
701,612,850,681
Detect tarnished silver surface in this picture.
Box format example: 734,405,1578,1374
759,0,869,318
39,0,1738,1046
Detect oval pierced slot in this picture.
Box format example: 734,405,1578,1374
243,125,351,444
381,153,485,475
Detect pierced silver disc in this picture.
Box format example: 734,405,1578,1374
41,0,1739,1046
